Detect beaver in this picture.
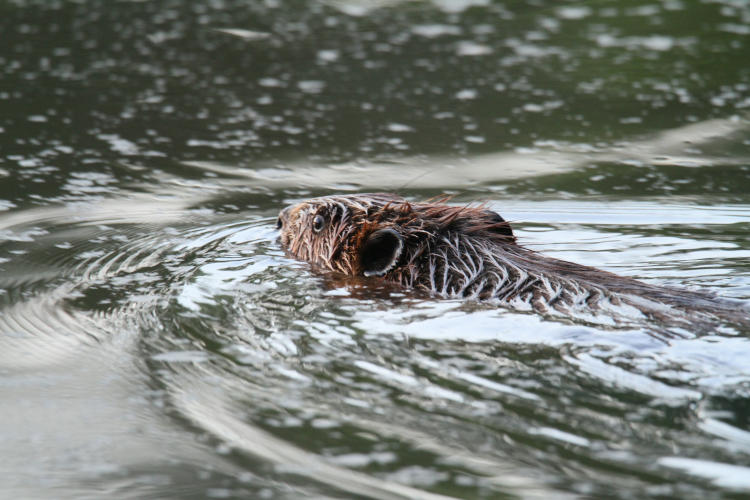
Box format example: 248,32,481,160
277,193,749,330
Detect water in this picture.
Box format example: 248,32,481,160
1,0,750,498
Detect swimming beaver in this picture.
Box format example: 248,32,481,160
277,193,748,329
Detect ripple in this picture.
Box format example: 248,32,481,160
0,285,104,369
658,457,750,491
165,361,569,499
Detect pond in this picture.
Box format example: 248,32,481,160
1,0,750,498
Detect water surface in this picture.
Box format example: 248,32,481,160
2,0,750,498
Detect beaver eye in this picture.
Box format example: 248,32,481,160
312,214,325,233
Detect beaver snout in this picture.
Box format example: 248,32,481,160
277,206,291,230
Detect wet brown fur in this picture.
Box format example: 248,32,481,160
278,193,749,330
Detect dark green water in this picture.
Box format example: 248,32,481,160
1,0,750,498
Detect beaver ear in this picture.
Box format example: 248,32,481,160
361,228,404,277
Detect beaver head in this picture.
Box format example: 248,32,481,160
277,193,515,278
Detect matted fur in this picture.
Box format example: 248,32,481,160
278,193,748,328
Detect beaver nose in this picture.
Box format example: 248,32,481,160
277,206,291,230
